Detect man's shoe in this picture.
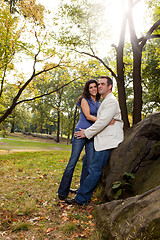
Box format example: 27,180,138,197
58,195,66,201
65,198,82,206
69,188,78,194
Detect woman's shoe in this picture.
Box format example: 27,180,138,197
69,188,78,194
58,195,66,200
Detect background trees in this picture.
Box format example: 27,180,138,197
142,40,160,114
0,0,159,139
57,0,160,130
0,0,69,123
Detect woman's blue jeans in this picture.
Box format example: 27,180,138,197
58,131,94,198
75,149,111,205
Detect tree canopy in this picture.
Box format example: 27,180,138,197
0,0,159,137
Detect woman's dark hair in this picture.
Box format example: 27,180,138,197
77,79,101,102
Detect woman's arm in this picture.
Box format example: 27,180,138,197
81,98,97,122
81,98,115,124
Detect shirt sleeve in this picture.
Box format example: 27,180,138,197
85,97,118,139
76,99,81,108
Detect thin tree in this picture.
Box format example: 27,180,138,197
58,0,160,129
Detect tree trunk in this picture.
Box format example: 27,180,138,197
56,109,60,142
116,14,130,131
128,0,143,124
11,121,15,133
116,48,130,131
0,103,17,123
40,109,43,134
49,125,52,135
72,105,78,139
132,50,142,124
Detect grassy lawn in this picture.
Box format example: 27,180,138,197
0,133,71,152
0,135,102,239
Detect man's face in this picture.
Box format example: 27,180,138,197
98,78,111,98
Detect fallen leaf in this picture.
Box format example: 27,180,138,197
46,227,54,232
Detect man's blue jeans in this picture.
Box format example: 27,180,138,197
75,149,111,205
58,131,94,198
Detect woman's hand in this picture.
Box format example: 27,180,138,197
109,119,115,125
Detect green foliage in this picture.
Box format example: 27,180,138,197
0,129,7,138
0,2,21,72
142,40,160,114
12,60,105,137
11,222,31,232
4,0,45,25
58,0,107,51
62,222,78,235
112,172,135,199
112,181,122,190
123,172,135,180
146,0,160,23
4,0,19,13
1,0,159,130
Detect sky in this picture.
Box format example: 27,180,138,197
36,0,149,44
34,0,149,66
11,0,149,79
37,0,59,9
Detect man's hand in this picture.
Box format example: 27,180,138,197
74,129,86,139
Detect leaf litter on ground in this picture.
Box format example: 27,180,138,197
0,150,103,239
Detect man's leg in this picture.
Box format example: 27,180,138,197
75,149,111,205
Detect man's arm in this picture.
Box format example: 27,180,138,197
75,97,118,139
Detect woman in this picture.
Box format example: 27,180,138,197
58,79,101,200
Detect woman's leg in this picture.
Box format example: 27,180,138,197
58,135,86,198
79,154,87,185
80,139,94,185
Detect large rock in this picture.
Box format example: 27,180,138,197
95,186,160,240
101,111,160,201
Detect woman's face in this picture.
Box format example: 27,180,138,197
88,82,98,97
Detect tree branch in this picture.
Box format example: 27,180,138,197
0,54,63,123
70,48,117,79
16,77,79,105
139,19,160,48
0,66,7,98
88,25,95,55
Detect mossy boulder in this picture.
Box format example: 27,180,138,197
95,186,160,240
101,111,160,201
95,112,160,239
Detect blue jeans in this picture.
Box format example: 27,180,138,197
75,149,111,205
58,131,94,198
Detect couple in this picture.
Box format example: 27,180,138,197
58,76,124,205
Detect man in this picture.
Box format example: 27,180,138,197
65,76,124,205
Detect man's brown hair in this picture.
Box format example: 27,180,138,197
99,76,113,87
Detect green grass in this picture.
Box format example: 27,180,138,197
0,134,71,151
0,138,70,150
0,135,102,239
